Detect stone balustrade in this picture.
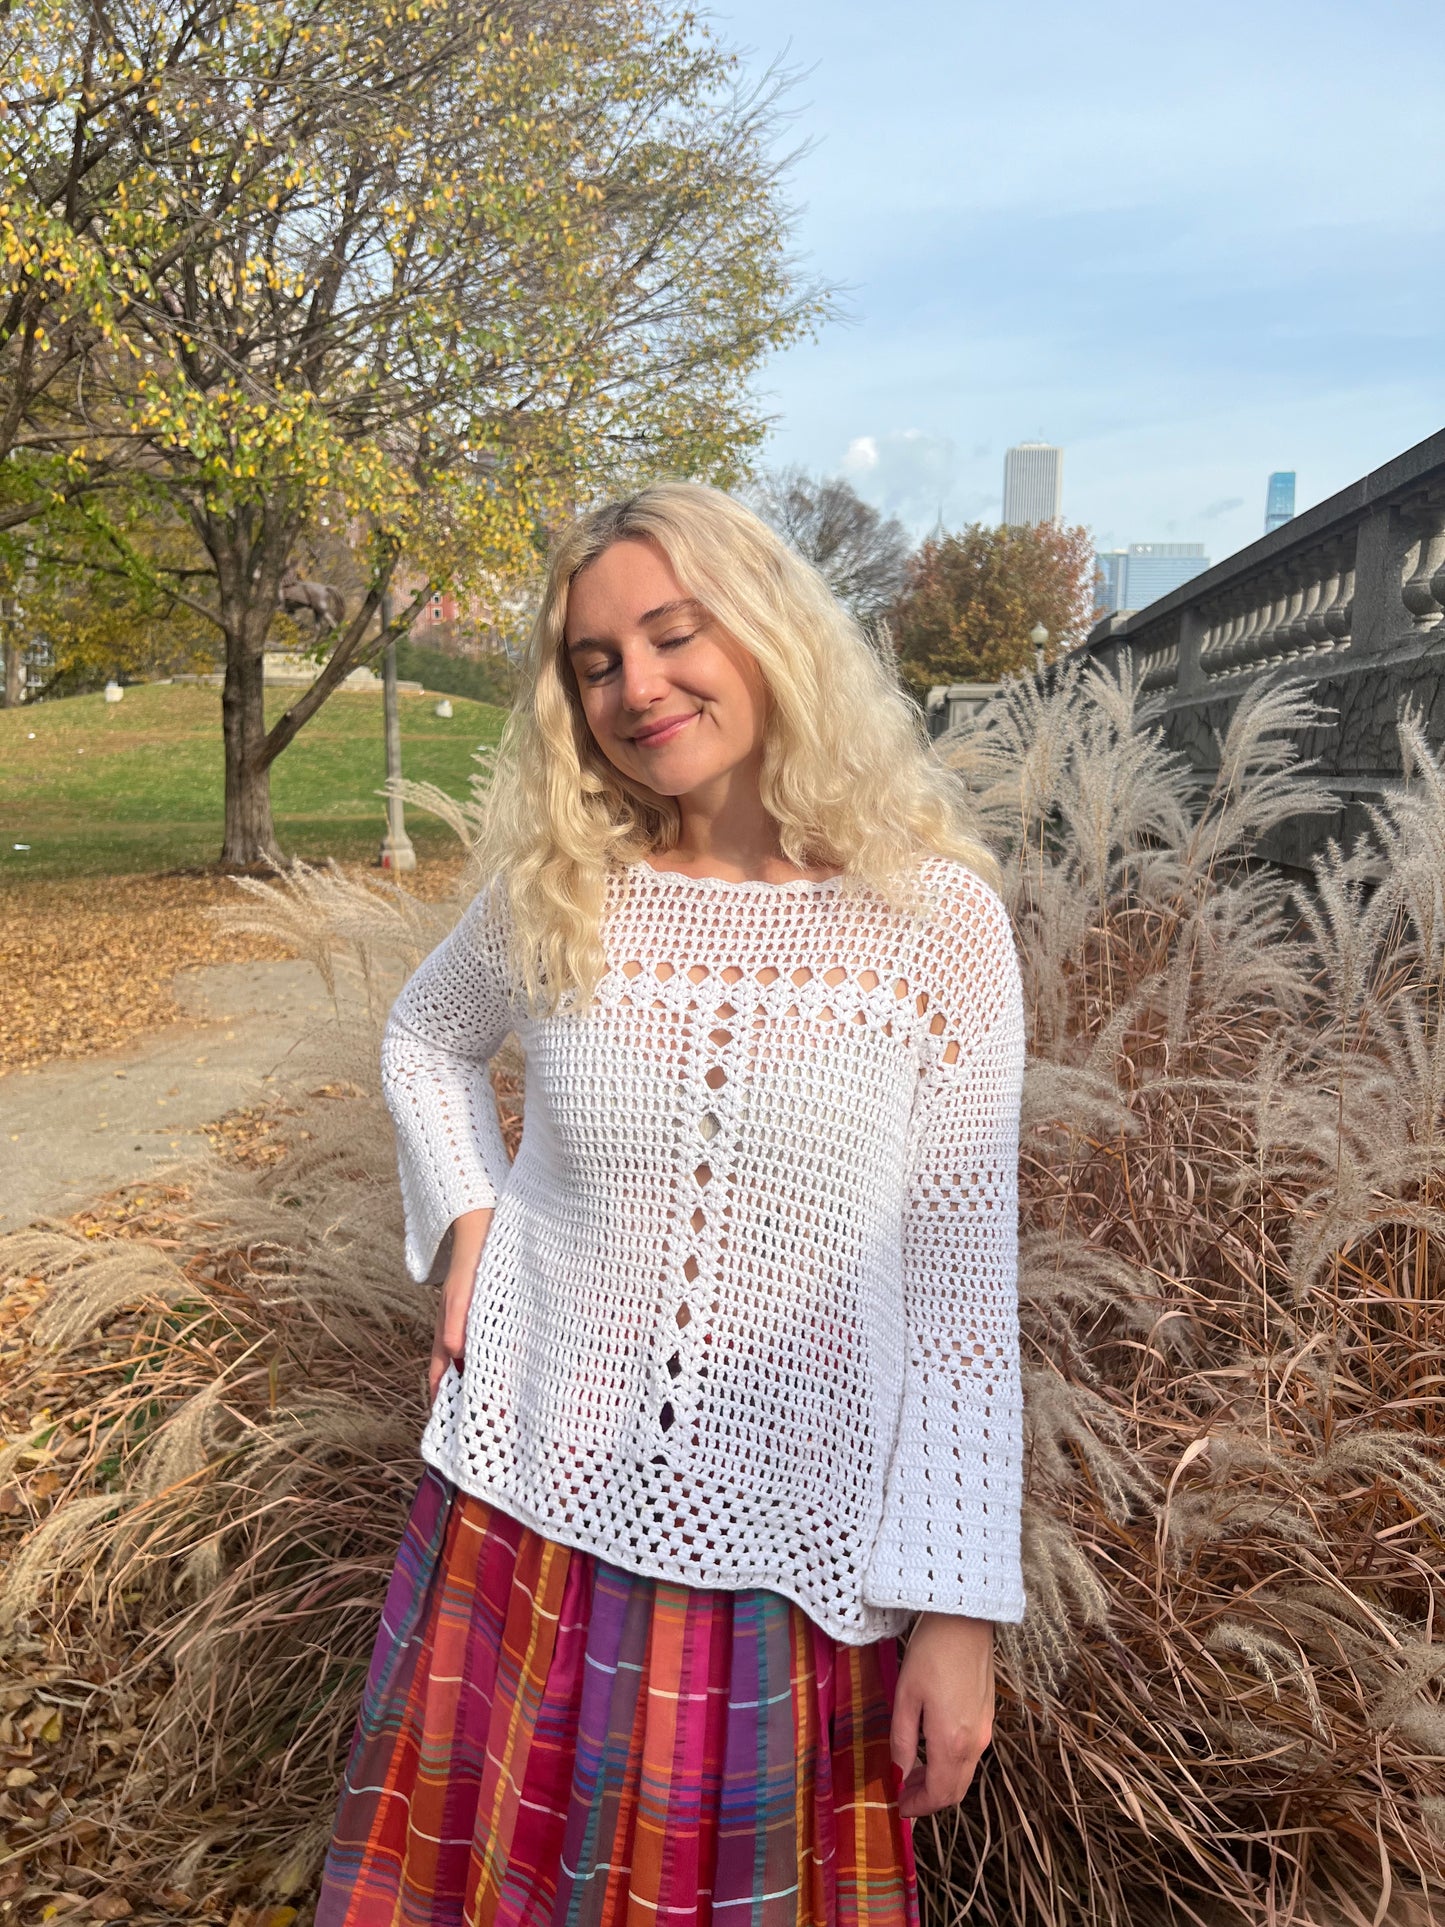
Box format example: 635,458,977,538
1078,426,1445,868
925,681,1002,734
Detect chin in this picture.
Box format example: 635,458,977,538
622,752,717,794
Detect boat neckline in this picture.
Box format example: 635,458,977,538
623,860,846,893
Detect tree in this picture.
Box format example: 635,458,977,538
0,2,321,535
1,495,217,700
10,0,822,865
746,467,910,627
889,520,1095,701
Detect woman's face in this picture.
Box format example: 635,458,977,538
563,536,769,800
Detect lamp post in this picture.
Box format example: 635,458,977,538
379,589,416,872
1030,621,1050,673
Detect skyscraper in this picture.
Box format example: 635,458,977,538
1002,443,1063,526
1265,471,1296,534
1094,543,1209,615
1094,550,1128,615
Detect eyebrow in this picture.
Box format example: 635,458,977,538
566,597,703,653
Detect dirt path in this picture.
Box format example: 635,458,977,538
1,860,463,1227
1,957,355,1226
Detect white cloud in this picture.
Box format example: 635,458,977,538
841,429,957,528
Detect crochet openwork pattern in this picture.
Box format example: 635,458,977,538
380,856,1026,1641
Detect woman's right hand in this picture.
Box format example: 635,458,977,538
429,1207,494,1405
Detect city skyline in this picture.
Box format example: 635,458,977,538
715,0,1444,572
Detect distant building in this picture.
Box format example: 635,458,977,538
1265,471,1296,534
1094,549,1128,615
1002,443,1063,526
1094,542,1209,614
1127,542,1209,606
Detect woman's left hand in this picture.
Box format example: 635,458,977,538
890,1611,995,1818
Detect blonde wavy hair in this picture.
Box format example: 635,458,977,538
474,480,1000,1010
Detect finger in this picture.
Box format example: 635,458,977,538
897,1756,969,1820
889,1676,922,1779
925,1745,976,1815
428,1343,456,1404
914,1693,983,1816
896,1762,929,1819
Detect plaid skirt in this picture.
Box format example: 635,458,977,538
316,1467,918,1926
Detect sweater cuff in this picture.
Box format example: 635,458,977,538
860,1569,1027,1627
400,1167,501,1285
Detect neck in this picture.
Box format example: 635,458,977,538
669,761,788,874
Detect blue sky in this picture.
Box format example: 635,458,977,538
713,0,1445,567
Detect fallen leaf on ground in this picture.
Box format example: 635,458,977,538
86,1898,133,1920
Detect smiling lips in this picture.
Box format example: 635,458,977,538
630,712,698,748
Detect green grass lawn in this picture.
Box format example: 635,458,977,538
0,679,507,880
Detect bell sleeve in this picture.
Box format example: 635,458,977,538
380,880,517,1284
862,871,1028,1625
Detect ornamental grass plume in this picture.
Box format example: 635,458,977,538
2,662,1443,1924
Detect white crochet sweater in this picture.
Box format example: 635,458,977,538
380,855,1027,1643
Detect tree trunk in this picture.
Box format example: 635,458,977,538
219,625,284,868
2,631,22,708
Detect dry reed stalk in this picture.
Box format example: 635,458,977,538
1,664,1442,1924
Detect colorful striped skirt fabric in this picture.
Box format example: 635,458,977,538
316,1467,918,1927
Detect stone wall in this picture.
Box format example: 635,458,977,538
1080,426,1445,870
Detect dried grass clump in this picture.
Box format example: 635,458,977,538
0,875,519,1919
916,664,1445,1927
2,666,1443,1924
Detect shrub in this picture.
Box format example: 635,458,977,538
392,638,519,710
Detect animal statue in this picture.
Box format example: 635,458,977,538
279,571,346,632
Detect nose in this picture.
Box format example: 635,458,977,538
619,642,668,714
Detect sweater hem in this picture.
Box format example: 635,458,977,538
416,1436,914,1648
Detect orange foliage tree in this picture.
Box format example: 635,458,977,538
889,521,1095,699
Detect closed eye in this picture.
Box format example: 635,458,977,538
581,632,696,686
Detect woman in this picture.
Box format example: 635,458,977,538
317,482,1027,1926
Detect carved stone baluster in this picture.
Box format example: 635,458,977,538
1322,564,1354,647
1304,555,1342,652
1142,634,1179,692
1250,582,1287,668
1401,505,1445,630
1215,608,1245,678
1218,607,1243,677
1267,585,1292,655
1230,597,1267,674
1199,605,1231,678
1276,571,1310,659
1136,623,1176,692
1286,566,1325,656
